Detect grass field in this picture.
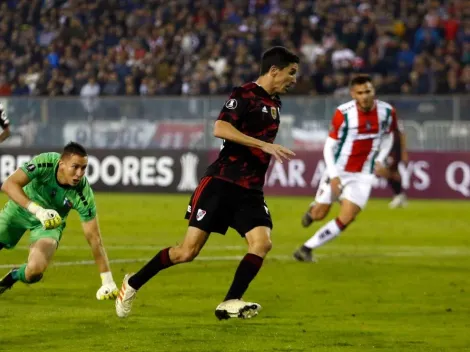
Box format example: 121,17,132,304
0,193,469,352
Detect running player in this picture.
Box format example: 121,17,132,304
294,75,396,262
116,46,299,319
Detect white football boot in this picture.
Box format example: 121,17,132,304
215,299,262,320
389,193,408,209
115,273,137,318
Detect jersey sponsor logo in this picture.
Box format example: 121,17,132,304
63,197,73,209
270,107,277,119
26,164,36,172
196,209,206,221
225,99,237,109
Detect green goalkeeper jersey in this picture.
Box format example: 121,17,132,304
12,152,97,224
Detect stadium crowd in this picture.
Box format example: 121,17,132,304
0,0,468,97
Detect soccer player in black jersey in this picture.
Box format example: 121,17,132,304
116,46,299,320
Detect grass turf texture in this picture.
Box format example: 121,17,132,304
0,194,469,352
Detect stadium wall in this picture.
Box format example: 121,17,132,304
0,148,468,200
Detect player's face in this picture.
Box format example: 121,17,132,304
60,154,88,186
274,63,298,94
351,82,375,111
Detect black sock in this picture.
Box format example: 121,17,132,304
389,179,402,195
0,271,16,286
224,253,264,301
128,247,174,290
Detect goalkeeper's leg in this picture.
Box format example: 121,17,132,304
0,229,60,295
1,237,58,294
0,208,30,294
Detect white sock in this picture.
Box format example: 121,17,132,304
304,218,345,250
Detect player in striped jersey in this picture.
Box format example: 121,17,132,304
294,75,396,262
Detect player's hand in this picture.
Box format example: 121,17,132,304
374,162,391,178
96,282,119,300
27,202,62,229
330,177,343,198
261,143,295,163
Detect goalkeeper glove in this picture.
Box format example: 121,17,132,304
96,272,119,300
27,202,62,230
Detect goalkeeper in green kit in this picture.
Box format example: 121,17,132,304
0,142,119,300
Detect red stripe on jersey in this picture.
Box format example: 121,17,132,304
344,139,373,172
343,106,378,172
329,109,344,139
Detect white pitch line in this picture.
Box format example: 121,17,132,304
13,244,470,254
1,249,470,269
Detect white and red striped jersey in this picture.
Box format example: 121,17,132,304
328,99,397,174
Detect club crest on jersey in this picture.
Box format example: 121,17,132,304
225,99,237,109
270,107,277,119
196,209,206,221
63,197,73,209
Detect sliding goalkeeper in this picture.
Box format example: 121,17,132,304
0,142,118,300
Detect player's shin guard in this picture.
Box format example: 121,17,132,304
224,253,263,301
127,247,174,290
303,218,346,250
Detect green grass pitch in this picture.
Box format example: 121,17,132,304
0,193,469,352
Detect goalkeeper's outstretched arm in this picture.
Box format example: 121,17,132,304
82,217,119,300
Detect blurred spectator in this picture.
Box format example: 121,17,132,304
0,0,467,97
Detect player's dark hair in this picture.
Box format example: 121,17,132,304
259,46,300,75
349,74,372,88
62,142,87,158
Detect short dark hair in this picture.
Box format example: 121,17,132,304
62,142,87,158
260,46,300,75
349,74,372,88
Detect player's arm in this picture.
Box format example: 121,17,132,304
374,108,397,168
375,133,394,165
1,168,33,209
325,109,343,197
214,93,295,163
1,162,61,229
81,216,118,300
77,185,118,300
0,103,11,143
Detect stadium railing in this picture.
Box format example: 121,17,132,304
0,95,468,151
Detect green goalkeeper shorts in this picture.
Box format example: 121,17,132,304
0,202,64,249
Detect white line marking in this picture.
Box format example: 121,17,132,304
12,244,470,254
1,249,469,269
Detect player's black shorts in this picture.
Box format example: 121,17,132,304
184,176,273,237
